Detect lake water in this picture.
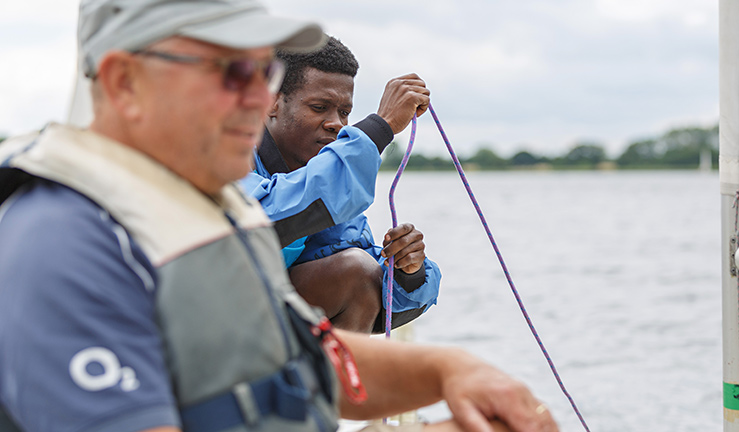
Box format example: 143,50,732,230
364,170,721,432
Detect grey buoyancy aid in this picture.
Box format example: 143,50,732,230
0,124,340,432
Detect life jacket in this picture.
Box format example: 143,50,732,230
0,124,339,432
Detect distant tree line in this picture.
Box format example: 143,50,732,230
380,124,719,171
0,124,719,171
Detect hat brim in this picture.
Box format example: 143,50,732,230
179,10,325,53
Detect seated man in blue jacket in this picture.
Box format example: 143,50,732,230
241,36,441,333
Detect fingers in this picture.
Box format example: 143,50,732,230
391,242,425,273
490,384,559,432
505,397,559,432
382,222,415,247
380,223,426,273
441,353,559,432
531,404,558,432
422,419,513,432
376,73,431,134
515,404,558,432
416,102,430,118
447,399,496,432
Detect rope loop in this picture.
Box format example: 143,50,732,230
384,113,417,338
385,103,591,431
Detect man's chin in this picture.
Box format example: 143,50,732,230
237,158,256,179
216,155,255,185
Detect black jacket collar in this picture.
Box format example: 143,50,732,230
258,128,290,176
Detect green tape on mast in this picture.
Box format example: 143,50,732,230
724,382,739,410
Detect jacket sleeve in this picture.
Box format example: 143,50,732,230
297,214,442,316
242,120,391,247
369,253,443,333
353,217,442,315
378,250,442,314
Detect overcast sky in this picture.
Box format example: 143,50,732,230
0,0,718,157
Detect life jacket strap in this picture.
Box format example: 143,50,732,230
180,357,321,432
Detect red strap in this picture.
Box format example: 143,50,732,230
313,317,367,405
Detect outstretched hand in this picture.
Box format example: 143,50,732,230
336,331,559,432
381,223,426,275
376,73,431,134
440,352,559,432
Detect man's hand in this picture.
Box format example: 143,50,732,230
440,350,559,432
423,419,513,432
376,73,431,134
381,223,425,274
337,330,559,432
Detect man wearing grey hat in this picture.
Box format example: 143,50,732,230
0,1,558,432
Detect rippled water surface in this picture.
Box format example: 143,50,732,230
365,170,721,432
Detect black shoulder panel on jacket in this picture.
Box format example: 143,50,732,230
272,198,335,248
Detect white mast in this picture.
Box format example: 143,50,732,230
721,0,739,429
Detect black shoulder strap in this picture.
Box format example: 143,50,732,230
0,127,47,206
0,168,34,206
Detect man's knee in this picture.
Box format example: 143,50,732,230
333,248,383,290
289,248,382,332
288,248,382,311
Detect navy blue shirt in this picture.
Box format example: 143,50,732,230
0,180,179,431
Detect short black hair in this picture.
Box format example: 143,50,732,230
277,35,359,97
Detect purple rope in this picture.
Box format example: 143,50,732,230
385,113,418,338
387,103,590,431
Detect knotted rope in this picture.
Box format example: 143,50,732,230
385,103,591,431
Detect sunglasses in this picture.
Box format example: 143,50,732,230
132,50,286,94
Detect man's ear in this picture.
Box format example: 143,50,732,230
95,51,143,121
267,94,284,119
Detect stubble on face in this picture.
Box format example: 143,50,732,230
268,67,354,172
220,108,269,167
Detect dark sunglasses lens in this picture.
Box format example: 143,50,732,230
223,60,256,91
223,59,285,93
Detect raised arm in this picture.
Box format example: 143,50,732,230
243,73,431,248
244,121,389,246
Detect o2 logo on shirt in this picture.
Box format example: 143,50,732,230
69,347,140,392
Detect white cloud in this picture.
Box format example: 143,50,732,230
0,0,78,134
0,0,78,25
0,0,719,158
595,0,715,25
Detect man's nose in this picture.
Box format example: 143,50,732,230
323,111,343,133
237,72,273,110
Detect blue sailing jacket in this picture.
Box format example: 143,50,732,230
240,115,440,320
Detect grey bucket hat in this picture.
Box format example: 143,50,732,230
78,0,325,77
